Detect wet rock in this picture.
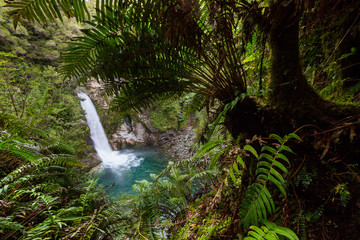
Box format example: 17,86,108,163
110,138,123,151
82,153,102,172
126,138,136,146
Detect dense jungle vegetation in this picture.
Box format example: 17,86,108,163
1,0,360,239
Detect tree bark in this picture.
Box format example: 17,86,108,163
269,2,321,113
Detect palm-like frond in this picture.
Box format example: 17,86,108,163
58,0,247,111
4,0,90,28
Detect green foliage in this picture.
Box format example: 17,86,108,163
156,134,300,239
150,98,182,131
334,183,351,207
0,140,123,240
106,165,199,239
0,7,81,66
239,133,299,229
0,14,87,154
244,221,298,240
4,0,90,28
46,0,248,113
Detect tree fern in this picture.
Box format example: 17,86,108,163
6,0,248,113
239,133,300,229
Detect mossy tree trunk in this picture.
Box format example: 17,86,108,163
225,2,333,139
268,2,322,113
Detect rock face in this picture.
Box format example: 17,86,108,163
108,109,196,160
85,80,109,110
82,78,196,161
82,153,102,172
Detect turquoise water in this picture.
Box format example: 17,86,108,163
97,146,168,196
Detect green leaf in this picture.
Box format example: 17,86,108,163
271,160,289,174
259,153,274,162
274,153,290,165
193,140,227,159
237,155,245,168
269,134,283,144
285,133,301,141
264,222,299,240
278,145,295,154
244,145,258,158
261,145,277,155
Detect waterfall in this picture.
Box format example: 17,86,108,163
78,92,142,170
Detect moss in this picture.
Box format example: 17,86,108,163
12,25,28,36
0,28,10,38
8,35,19,45
150,99,181,132
45,40,56,48
13,46,26,55
42,49,60,60
18,38,30,47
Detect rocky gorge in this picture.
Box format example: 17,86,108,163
80,79,197,171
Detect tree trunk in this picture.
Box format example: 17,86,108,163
225,1,359,139
269,2,321,113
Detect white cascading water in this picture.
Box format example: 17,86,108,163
77,92,142,170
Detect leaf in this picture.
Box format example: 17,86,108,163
285,133,301,141
244,144,258,158
240,183,274,229
193,140,227,159
264,221,299,240
271,160,289,174
209,150,223,169
261,145,277,155
237,155,245,168
245,222,299,240
259,153,273,162
278,145,295,154
4,0,90,28
269,134,283,144
274,153,290,165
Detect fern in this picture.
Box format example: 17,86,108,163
4,0,90,28
244,221,299,240
0,140,112,239
193,140,228,160
239,133,300,229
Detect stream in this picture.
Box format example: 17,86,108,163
78,92,168,195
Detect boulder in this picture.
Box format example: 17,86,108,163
126,138,136,146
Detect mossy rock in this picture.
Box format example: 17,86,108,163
13,46,26,55
12,25,29,36
0,28,10,38
45,40,56,48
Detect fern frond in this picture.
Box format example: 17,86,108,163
0,218,24,231
4,0,90,28
240,133,299,229
60,20,121,81
240,183,275,228
244,221,299,240
193,140,228,160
